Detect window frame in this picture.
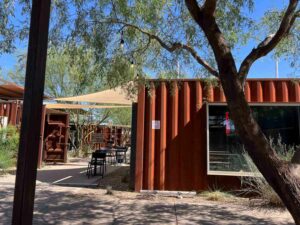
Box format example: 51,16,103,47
206,102,300,177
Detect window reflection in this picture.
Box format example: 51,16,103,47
208,105,300,174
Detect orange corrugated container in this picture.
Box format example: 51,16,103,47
135,79,300,192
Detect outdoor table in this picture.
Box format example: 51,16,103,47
98,147,117,164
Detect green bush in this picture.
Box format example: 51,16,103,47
0,126,19,172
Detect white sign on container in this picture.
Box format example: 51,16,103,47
152,120,160,130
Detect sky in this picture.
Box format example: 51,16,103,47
0,0,298,80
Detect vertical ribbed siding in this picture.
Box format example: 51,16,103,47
135,86,145,192
8,103,18,124
0,102,22,126
245,82,251,102
166,81,179,190
157,83,167,189
289,82,300,102
263,81,276,102
135,79,300,191
252,81,263,102
144,84,155,190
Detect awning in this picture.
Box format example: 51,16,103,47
54,86,135,105
0,79,50,100
45,103,131,109
0,79,24,100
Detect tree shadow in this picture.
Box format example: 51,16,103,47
175,202,294,225
0,185,294,225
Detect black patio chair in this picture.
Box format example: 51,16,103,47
115,146,128,164
86,151,107,178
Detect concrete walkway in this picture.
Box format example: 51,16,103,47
36,159,122,187
0,182,294,225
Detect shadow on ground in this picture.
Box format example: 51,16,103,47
0,183,294,225
174,203,294,225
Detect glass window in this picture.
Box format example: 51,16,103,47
208,105,300,175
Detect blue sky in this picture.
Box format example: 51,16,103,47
0,0,298,80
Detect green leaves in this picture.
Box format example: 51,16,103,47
0,126,19,171
1,0,299,77
257,8,299,71
105,108,132,125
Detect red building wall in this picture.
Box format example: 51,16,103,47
0,102,22,126
135,79,300,192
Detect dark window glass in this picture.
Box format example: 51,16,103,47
208,105,300,173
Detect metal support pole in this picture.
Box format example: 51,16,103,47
12,0,51,224
129,103,138,190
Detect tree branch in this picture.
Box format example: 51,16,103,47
101,19,219,77
185,0,238,78
239,0,299,83
201,0,217,16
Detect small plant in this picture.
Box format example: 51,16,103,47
105,185,114,195
269,135,297,162
0,126,19,172
199,189,233,201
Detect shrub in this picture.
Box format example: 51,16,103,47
0,126,19,172
241,136,297,207
199,189,233,201
269,135,296,161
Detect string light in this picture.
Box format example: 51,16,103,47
130,60,134,68
120,31,124,49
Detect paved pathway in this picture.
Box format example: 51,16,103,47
36,158,122,187
0,182,294,225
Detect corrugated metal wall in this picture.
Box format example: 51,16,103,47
135,79,300,192
0,102,22,126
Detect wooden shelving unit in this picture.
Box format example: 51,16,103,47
43,110,69,163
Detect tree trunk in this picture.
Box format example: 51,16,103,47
184,0,300,223
220,74,300,224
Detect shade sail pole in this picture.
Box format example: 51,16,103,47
12,0,51,224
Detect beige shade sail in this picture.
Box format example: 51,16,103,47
45,103,131,109
54,86,135,105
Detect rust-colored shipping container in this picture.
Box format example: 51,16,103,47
0,81,70,167
81,124,131,150
135,79,300,192
0,101,23,126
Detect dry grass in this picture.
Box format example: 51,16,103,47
242,176,283,207
199,190,234,202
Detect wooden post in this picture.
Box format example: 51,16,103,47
12,0,51,224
